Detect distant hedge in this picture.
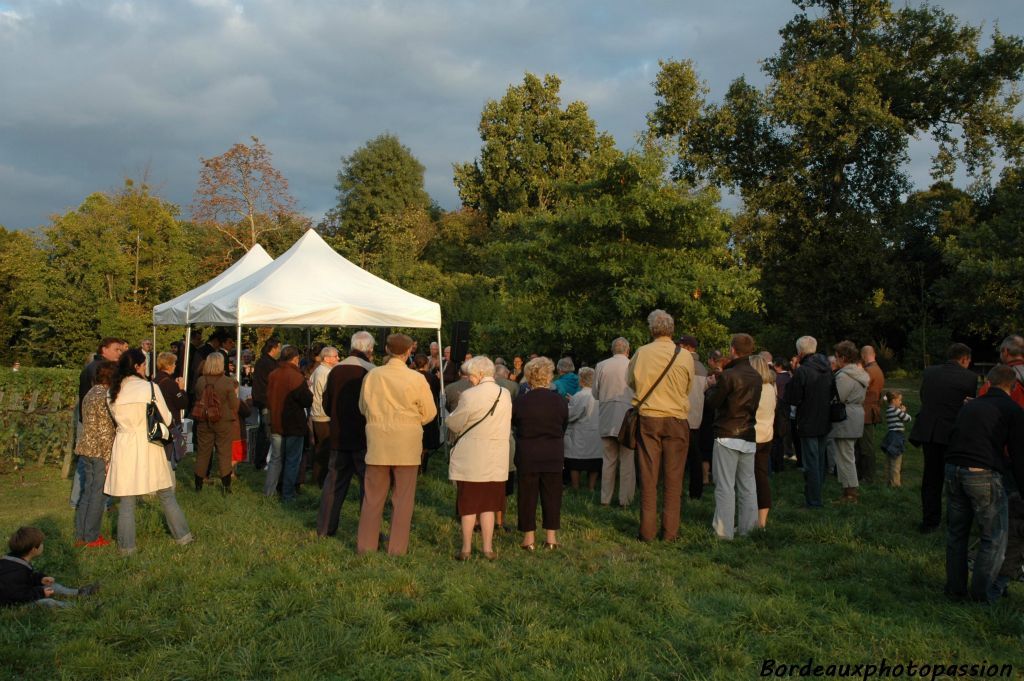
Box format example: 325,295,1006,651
0,367,78,472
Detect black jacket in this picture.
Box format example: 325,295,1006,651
705,356,762,442
252,353,278,408
323,352,373,451
513,388,568,473
0,555,45,607
77,355,101,422
785,353,833,438
945,387,1024,490
909,361,978,446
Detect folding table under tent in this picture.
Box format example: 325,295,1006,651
151,244,274,387
183,229,443,386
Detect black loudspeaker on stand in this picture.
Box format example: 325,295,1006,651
376,328,391,354
451,321,471,363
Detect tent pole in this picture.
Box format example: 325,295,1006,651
236,323,243,385
182,325,192,423
151,325,157,378
182,325,192,388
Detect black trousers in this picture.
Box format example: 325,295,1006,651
921,442,947,528
687,428,704,500
252,408,271,470
755,441,772,510
517,471,562,532
316,448,366,537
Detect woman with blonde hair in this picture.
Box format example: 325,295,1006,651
512,357,568,550
749,354,777,528
446,356,512,560
192,352,240,493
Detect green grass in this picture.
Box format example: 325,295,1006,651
1,380,1021,680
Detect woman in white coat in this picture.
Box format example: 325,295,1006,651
105,348,192,555
830,340,870,504
446,356,512,560
564,367,603,491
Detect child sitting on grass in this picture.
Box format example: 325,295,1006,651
881,390,912,488
0,527,99,609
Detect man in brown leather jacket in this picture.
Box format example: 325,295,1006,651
705,333,762,540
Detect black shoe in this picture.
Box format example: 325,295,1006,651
221,474,232,495
918,523,940,534
194,475,203,492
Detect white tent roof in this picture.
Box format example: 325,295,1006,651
152,244,273,325
187,230,442,328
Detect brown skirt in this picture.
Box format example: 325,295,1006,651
456,480,506,516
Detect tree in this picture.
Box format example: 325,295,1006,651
191,136,300,252
479,150,760,359
36,180,198,365
454,73,620,224
648,1,1024,342
320,133,432,237
0,226,47,364
933,166,1024,340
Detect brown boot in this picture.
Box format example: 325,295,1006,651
834,487,857,504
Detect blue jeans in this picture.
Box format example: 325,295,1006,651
69,456,87,508
800,436,828,508
117,488,192,553
74,456,107,542
281,436,305,502
263,433,284,496
945,464,1008,603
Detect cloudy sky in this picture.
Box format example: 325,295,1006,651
1,0,1021,230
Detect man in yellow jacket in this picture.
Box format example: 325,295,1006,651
356,333,438,556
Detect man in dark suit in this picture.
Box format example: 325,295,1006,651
910,342,977,533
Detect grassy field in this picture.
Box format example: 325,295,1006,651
1,379,1021,680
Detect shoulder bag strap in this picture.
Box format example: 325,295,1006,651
451,387,502,449
635,346,681,411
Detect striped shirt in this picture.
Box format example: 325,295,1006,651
886,405,911,432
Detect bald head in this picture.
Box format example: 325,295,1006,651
861,345,876,363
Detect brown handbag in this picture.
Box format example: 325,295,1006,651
617,346,681,449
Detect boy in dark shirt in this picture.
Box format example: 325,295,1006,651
944,365,1024,603
0,527,99,609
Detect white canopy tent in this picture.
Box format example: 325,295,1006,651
151,244,274,385
156,230,443,394
188,229,441,329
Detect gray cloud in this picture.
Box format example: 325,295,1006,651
1,0,1020,230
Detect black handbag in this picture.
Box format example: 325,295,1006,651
617,346,681,449
146,381,172,445
829,375,848,423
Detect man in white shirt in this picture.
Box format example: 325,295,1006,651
310,346,340,488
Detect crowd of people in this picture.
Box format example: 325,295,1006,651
3,314,1023,609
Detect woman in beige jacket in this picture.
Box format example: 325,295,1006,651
447,356,512,560
356,334,437,556
105,349,192,555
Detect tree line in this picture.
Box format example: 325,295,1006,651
1,0,1022,369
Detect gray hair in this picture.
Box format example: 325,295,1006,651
319,346,340,360
611,337,629,355
1000,334,1024,358
578,366,595,388
494,364,510,379
796,335,817,356
556,357,575,374
647,309,674,338
350,331,375,354
759,350,773,363
464,356,495,380
494,357,507,366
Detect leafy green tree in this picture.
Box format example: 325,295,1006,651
933,166,1024,340
321,133,432,238
648,1,1024,343
0,226,48,365
36,180,199,365
479,150,760,359
454,73,620,224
